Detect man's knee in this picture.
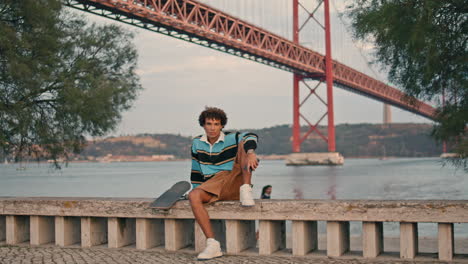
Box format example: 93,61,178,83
189,188,213,205
189,189,202,204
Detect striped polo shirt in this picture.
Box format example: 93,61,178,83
190,131,258,184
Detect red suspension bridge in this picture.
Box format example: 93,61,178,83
64,0,437,153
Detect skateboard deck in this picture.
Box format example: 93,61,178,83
150,181,191,209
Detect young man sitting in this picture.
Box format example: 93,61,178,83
188,107,259,260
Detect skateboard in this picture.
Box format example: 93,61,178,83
150,181,191,209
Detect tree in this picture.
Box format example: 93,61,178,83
346,0,467,168
0,0,142,166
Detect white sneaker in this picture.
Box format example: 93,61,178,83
197,238,222,260
240,184,255,206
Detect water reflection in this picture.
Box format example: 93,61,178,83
293,187,303,199
326,167,337,200
289,165,338,200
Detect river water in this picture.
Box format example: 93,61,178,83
1,158,467,243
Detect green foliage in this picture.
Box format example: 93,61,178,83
432,104,468,167
0,0,142,166
346,0,467,168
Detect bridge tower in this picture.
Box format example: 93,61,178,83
383,104,392,125
288,0,343,165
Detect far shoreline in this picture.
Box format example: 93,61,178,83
2,155,442,166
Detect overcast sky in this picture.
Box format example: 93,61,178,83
72,1,432,137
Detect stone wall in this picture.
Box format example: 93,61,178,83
0,198,467,261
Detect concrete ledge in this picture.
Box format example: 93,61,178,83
1,197,467,223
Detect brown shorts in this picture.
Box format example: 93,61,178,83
195,141,250,204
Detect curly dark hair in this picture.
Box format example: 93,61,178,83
198,107,227,127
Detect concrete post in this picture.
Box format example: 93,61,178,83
30,216,55,245
292,220,317,256
164,219,193,251
6,215,30,244
225,220,256,254
194,220,226,252
327,221,350,257
108,218,136,248
362,222,383,258
81,217,107,247
438,223,454,261
136,218,164,250
259,220,286,255
400,222,418,259
0,216,5,242
55,216,81,246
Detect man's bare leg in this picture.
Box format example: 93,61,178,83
189,188,223,260
239,151,255,206
240,149,253,185
188,188,214,238
242,166,252,185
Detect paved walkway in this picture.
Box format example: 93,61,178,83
0,245,463,264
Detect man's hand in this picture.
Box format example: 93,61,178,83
246,150,259,172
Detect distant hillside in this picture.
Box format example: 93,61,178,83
81,133,193,158
80,123,441,159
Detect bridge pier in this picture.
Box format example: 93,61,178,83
286,152,344,166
